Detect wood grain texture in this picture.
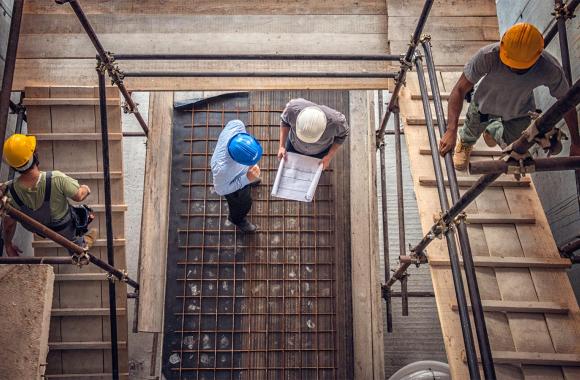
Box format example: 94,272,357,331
349,90,384,379
137,92,174,332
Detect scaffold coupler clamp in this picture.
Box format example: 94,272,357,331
122,102,138,115
553,2,576,20
71,250,90,267
453,211,467,226
419,33,432,44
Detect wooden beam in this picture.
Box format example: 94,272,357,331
23,98,119,106
470,351,580,366
412,93,451,100
66,171,123,179
45,373,130,380
419,146,501,156
32,238,126,248
419,176,531,187
55,273,108,282
51,308,127,317
450,300,569,314
48,341,128,350
35,133,123,141
138,92,173,333
430,212,536,224
88,204,128,212
407,117,466,125
428,256,572,269
349,90,384,379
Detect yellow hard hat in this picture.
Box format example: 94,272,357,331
3,134,37,169
500,23,544,69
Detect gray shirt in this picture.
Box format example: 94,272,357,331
464,43,569,121
281,98,349,155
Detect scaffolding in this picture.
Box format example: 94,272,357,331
0,0,579,379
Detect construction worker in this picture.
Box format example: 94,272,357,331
277,98,349,169
211,119,262,233
439,23,579,170
1,134,95,257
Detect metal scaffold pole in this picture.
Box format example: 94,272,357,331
421,39,496,380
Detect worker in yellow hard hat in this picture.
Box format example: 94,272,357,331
439,22,579,170
1,134,95,257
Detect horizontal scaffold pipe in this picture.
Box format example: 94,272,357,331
114,53,400,61
121,72,399,78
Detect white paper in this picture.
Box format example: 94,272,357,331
271,152,324,202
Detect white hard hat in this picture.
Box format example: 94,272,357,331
296,106,327,143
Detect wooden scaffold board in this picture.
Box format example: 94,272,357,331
398,72,580,379
25,86,129,379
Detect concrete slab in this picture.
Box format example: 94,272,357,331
0,264,54,379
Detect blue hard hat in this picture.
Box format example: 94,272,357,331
227,133,263,166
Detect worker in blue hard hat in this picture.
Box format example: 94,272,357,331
211,120,262,233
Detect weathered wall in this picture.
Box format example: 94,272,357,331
0,0,13,80
496,0,580,300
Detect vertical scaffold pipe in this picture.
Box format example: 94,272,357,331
414,55,481,379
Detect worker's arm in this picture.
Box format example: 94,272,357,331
278,122,291,160
2,216,22,257
439,73,474,156
564,109,580,156
321,143,341,170
71,184,91,202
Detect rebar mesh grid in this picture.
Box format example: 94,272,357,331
163,92,352,380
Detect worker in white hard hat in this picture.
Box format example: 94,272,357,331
277,98,350,170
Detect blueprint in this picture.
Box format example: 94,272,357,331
271,152,323,202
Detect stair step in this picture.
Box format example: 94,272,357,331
32,238,125,248
65,171,123,180
429,256,571,269
451,300,568,314
51,308,126,317
24,98,119,106
48,341,128,350
55,273,108,281
419,176,531,188
407,117,465,125
411,93,451,100
419,146,501,157
35,133,122,141
432,212,535,224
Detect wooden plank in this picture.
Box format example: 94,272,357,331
387,0,497,17
390,40,488,67
412,93,451,100
419,176,531,187
32,238,126,248
66,171,123,179
18,33,389,58
428,255,572,269
34,133,123,141
14,59,394,91
477,351,580,366
464,213,536,225
450,300,569,314
48,341,128,350
45,373,129,379
138,92,173,333
55,273,108,282
23,98,119,106
407,117,465,125
24,0,388,15
419,146,501,156
21,14,388,34
51,308,127,317
88,204,127,212
349,90,384,379
389,16,498,41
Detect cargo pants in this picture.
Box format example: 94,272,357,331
459,101,531,148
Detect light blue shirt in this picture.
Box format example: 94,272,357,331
211,120,250,196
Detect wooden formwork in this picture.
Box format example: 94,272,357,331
399,72,580,379
24,87,129,379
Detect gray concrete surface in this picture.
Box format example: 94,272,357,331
496,0,580,302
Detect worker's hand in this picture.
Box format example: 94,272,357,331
247,165,261,182
570,143,580,157
321,155,332,170
439,129,457,156
277,147,287,160
5,242,22,257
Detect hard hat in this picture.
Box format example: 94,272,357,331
3,134,37,170
296,106,327,143
499,23,544,69
227,133,263,166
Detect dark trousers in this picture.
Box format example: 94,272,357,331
285,139,330,159
225,185,252,225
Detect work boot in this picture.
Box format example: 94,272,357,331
483,130,498,147
230,218,257,234
83,228,97,250
453,140,473,171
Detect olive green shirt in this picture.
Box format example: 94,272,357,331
9,171,80,220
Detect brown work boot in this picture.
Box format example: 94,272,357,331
453,140,473,171
83,228,97,250
483,130,497,147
